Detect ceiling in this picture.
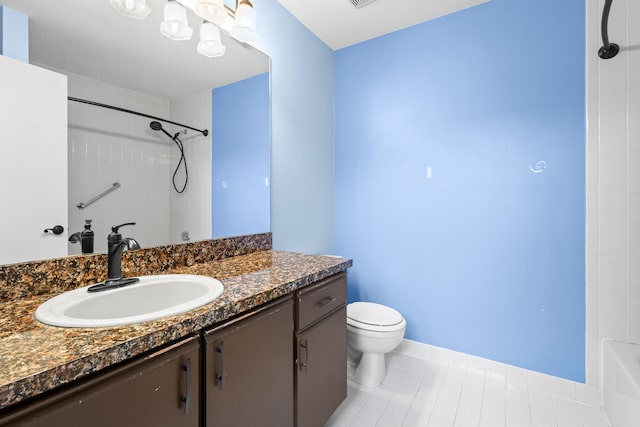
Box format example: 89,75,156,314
0,0,488,99
276,0,489,50
0,0,269,100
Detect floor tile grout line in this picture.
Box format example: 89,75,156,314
330,351,610,427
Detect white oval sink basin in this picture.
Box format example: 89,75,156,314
35,274,224,328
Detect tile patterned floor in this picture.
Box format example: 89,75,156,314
324,352,610,427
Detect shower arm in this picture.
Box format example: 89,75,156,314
68,97,209,137
598,0,619,59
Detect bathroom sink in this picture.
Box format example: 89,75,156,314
35,274,224,328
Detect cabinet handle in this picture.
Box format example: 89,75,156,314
315,296,336,307
181,358,191,414
299,339,308,374
215,342,225,390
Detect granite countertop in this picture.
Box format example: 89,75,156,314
0,250,352,410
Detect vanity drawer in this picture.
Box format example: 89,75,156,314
296,273,346,331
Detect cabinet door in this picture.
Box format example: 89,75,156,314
296,306,347,427
0,336,200,427
204,297,294,427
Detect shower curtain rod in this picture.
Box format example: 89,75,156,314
67,96,209,137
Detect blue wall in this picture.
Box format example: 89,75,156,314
211,73,270,238
0,6,29,62
334,0,586,381
253,0,334,254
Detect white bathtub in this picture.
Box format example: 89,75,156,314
602,340,640,427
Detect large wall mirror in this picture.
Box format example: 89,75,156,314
0,0,270,265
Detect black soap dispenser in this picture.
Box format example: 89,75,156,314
80,219,94,254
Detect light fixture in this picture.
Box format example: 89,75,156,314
219,14,236,34
109,0,151,19
176,0,198,8
109,0,258,58
230,0,257,42
160,1,193,41
198,22,226,58
194,0,227,26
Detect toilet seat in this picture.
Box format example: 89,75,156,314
347,302,405,332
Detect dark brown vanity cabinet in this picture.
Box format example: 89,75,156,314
0,273,348,427
295,273,347,427
0,335,200,427
203,297,294,427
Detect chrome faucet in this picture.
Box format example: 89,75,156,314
88,223,141,292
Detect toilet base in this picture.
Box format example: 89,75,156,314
354,352,386,388
347,346,362,365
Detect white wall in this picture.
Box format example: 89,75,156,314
169,90,212,244
586,0,640,385
64,70,171,254
0,56,67,264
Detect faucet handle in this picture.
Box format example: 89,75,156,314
108,222,136,253
111,222,136,233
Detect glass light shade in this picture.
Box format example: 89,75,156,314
219,14,235,33
230,0,257,42
160,1,193,41
197,22,226,58
109,0,151,19
195,0,227,26
175,0,198,10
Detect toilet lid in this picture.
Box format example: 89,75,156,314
347,302,404,327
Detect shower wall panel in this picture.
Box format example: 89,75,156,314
586,0,640,386
64,70,171,255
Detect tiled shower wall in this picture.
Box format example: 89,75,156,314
64,70,172,254
169,90,212,245
586,0,640,385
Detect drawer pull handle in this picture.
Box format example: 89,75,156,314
215,342,225,390
181,358,191,414
315,296,336,307
299,340,309,374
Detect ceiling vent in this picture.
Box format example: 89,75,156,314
349,0,379,9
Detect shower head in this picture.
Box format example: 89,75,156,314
149,120,175,140
149,119,207,137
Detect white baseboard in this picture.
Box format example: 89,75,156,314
393,338,601,408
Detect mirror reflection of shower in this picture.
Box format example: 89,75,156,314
150,121,189,194
66,82,213,256
0,0,271,265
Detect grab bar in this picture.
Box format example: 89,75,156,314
77,182,121,209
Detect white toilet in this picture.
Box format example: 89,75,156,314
347,302,406,388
